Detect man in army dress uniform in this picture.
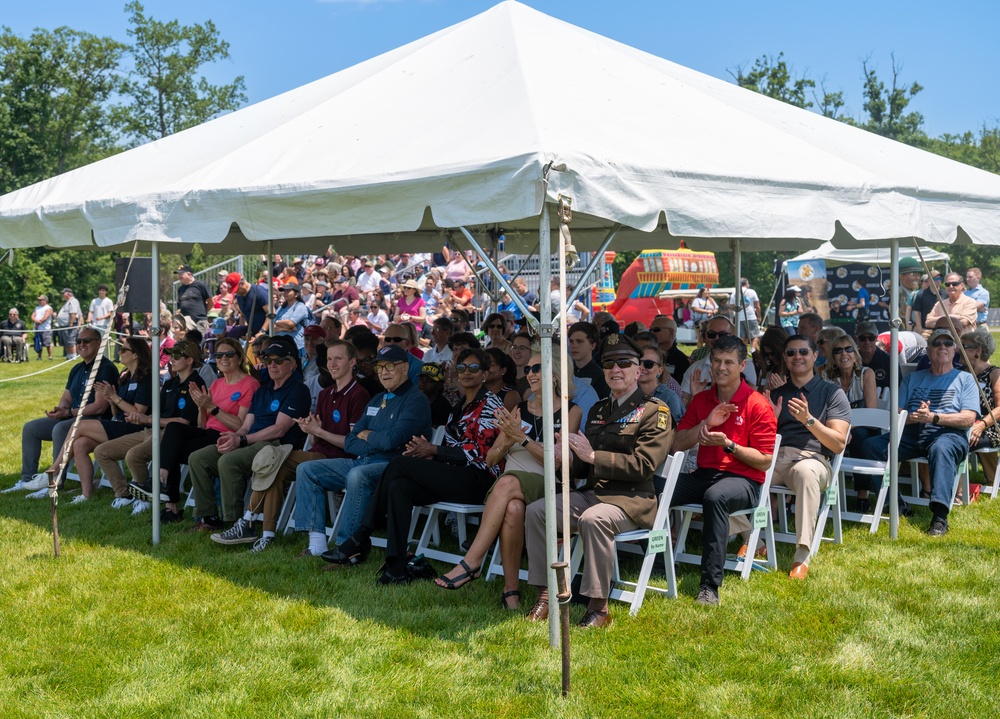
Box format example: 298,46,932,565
524,333,674,629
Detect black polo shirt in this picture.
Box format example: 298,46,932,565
862,347,901,390
771,373,851,458
663,344,690,384
574,358,610,400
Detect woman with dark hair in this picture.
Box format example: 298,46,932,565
690,286,718,326
509,332,536,397
754,326,790,392
45,335,154,502
335,347,505,584
483,312,512,354
485,346,521,410
962,330,1000,484
779,287,803,331
131,337,259,522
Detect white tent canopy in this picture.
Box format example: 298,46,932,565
1,0,999,254
783,241,950,270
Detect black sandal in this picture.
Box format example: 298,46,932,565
435,559,481,590
501,590,521,610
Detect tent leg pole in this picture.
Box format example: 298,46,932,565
889,239,900,540
266,241,274,337
151,242,161,546
538,205,559,649
459,228,537,330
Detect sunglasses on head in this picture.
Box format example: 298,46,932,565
214,351,238,359
832,346,855,356
263,357,290,366
456,363,483,374
601,359,638,370
705,330,729,340
930,339,955,348
856,335,877,342
639,359,660,369
784,348,812,357
525,363,542,375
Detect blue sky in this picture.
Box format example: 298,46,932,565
5,0,998,138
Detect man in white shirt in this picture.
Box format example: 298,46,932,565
680,316,757,405
56,288,82,360
356,260,381,298
423,317,454,364
731,277,761,351
87,285,115,331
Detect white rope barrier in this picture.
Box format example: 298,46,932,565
0,357,74,383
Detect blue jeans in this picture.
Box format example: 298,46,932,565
294,458,388,544
860,430,967,514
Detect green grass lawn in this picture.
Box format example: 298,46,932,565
1,359,999,718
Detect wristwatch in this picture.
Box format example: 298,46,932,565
724,440,737,454
239,435,248,448
210,406,220,416
805,416,816,427
520,437,530,447
932,414,940,425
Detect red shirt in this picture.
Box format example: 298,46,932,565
678,379,776,483
312,379,370,459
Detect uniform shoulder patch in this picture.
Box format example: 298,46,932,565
657,404,670,429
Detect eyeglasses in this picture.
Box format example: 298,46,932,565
263,357,290,365
832,346,856,356
962,345,978,352
601,359,639,370
511,344,531,352
816,339,826,346
525,363,542,375
375,361,401,372
856,335,877,342
943,281,962,288
639,359,660,369
455,363,483,374
214,351,238,359
78,338,98,345
704,330,729,340
120,346,133,354
930,339,955,348
383,336,406,344
784,348,812,357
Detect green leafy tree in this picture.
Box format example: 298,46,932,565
116,1,247,145
731,53,815,109
859,55,925,142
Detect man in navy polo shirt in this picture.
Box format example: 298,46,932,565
187,338,311,533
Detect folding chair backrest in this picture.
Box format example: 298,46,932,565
648,451,685,528
876,387,891,410
850,408,891,433
755,434,783,501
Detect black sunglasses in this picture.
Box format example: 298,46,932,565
705,330,729,340
383,336,406,343
639,359,660,369
832,346,855,356
78,338,99,345
214,351,238,359
784,348,812,357
856,335,877,342
487,323,505,330
525,363,542,375
456,363,483,374
263,357,290,365
943,282,962,288
601,359,638,370
930,339,955,348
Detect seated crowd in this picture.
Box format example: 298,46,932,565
7,252,992,624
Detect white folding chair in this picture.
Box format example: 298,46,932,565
770,443,846,558
838,409,908,533
906,429,972,509
972,448,1000,499
608,451,685,615
674,436,782,580
876,387,891,410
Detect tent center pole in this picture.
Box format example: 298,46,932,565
151,242,161,546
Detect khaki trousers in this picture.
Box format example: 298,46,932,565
525,490,637,600
94,429,153,498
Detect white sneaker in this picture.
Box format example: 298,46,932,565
22,473,50,491
26,488,49,499
70,494,88,504
249,535,274,554
111,496,135,509
131,500,151,514
1,480,27,493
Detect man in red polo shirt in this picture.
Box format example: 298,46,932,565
670,334,777,606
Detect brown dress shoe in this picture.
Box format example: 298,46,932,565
789,562,809,580
526,598,549,622
577,609,612,629
737,543,767,560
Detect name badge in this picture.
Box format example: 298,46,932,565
366,406,379,417
128,383,138,392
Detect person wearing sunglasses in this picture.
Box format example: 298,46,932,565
637,346,683,426
860,328,979,537
681,316,757,406
382,323,423,383
435,350,581,608
854,321,894,391
670,334,777,606
333,348,502,584
8,326,121,496
747,335,850,581
924,273,977,335
649,316,690,385
187,338,310,538
96,340,206,516
482,312,512,354
753,326,789,393
524,334,673,628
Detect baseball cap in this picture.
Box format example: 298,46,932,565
304,325,326,340
855,321,878,337
279,283,301,293
225,272,242,290
420,362,445,383
261,340,296,359
174,264,193,274
61,287,73,295
376,345,409,364
928,328,957,343
167,339,204,367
